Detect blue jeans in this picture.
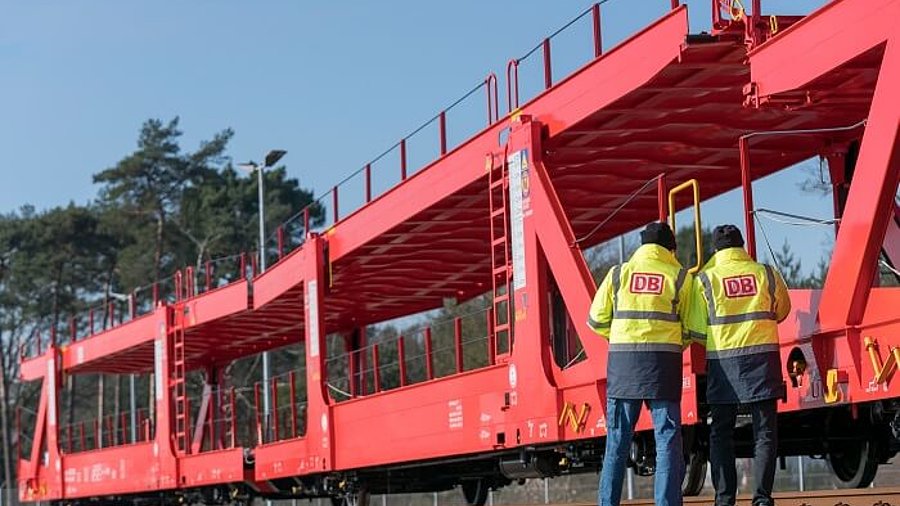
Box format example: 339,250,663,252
598,397,683,506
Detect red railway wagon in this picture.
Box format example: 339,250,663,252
15,0,900,504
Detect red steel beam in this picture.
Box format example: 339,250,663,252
749,0,900,327
327,9,687,262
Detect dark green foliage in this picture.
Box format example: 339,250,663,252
0,117,323,484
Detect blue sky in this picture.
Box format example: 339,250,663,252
1,0,833,270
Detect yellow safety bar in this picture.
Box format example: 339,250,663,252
668,179,703,273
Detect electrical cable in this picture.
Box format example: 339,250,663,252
572,174,662,246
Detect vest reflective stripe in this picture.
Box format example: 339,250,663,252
587,316,605,330
705,343,779,359
611,264,621,308
670,267,688,314
609,343,683,353
698,264,777,325
686,329,706,342
611,264,686,322
613,310,680,322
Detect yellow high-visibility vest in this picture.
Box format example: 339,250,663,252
687,247,791,357
588,244,692,352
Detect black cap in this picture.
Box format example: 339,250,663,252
640,222,676,251
713,224,744,251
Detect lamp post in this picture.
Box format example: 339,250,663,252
238,149,287,442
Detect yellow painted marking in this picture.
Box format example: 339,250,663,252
824,368,842,404
558,402,591,433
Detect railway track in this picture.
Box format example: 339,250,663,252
617,487,900,506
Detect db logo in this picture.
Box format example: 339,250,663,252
723,275,758,297
629,273,664,294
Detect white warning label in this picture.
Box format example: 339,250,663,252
448,399,464,430
507,149,528,290
307,280,320,357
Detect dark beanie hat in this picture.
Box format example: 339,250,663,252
640,222,676,251
713,224,744,251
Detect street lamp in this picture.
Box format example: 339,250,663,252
238,148,287,442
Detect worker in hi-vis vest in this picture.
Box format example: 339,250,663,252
686,224,791,506
588,222,693,506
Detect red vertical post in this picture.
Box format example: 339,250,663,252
209,386,217,450
657,173,668,223
486,308,496,365
454,318,464,373
303,207,311,235
129,293,136,319
397,336,407,387
230,388,237,448
173,272,182,304
364,164,373,203
739,137,757,260
120,412,128,445
592,3,602,57
671,0,680,8
439,112,447,156
400,139,408,180
239,253,247,279
348,346,357,397
751,0,762,45
89,308,94,336
372,344,381,392
93,419,100,449
79,422,86,451
507,60,520,112
332,186,339,223
15,408,21,458
289,371,298,437
542,38,552,89
485,73,499,124
152,282,159,307
277,226,285,260
185,266,194,299
359,338,368,395
254,382,263,445
205,261,212,292
271,377,279,441
424,327,434,380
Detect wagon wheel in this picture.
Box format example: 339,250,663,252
682,448,707,496
331,488,370,506
461,478,489,506
682,425,708,496
828,436,878,489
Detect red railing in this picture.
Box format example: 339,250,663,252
324,306,495,401
253,369,308,445
58,408,154,454
260,74,502,271
19,251,259,360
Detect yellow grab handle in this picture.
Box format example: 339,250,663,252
668,179,703,273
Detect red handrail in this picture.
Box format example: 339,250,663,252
454,318,464,373
438,112,447,155
486,73,500,124
506,59,520,113
542,38,553,89
372,344,382,392
424,327,434,380
398,336,407,387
